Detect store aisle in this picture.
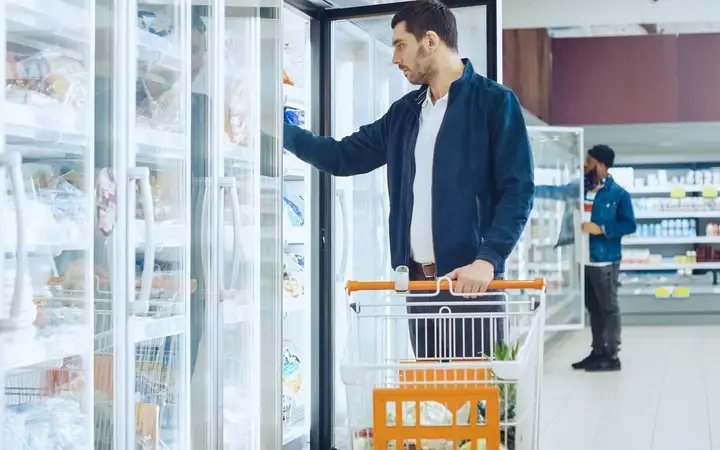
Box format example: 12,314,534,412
541,326,720,450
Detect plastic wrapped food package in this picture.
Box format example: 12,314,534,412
282,343,303,424
283,42,304,88
136,70,182,132
6,51,88,112
3,394,85,450
283,193,305,227
225,77,252,147
282,252,305,298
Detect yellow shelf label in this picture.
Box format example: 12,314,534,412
654,287,672,298
670,187,686,198
702,187,718,198
673,287,690,298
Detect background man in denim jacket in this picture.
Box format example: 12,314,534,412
572,145,637,372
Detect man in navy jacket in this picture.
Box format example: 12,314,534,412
284,0,534,358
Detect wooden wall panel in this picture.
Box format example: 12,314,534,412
678,34,720,122
502,28,552,122
550,35,680,125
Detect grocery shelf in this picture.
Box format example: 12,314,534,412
621,262,720,271
136,126,186,159
635,210,720,219
7,0,86,48
6,103,88,149
285,226,306,245
1,328,90,371
130,315,186,342
624,236,720,245
619,285,719,296
626,185,720,195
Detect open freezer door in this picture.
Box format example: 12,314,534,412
318,1,501,448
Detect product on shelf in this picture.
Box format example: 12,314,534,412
138,9,173,36
281,344,302,424
624,168,720,190
282,252,305,298
632,197,720,214
632,219,697,238
225,78,252,147
706,222,720,237
283,107,305,127
696,244,720,262
283,193,305,227
283,42,304,88
6,50,88,111
4,393,86,449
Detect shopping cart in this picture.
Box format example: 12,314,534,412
341,268,546,450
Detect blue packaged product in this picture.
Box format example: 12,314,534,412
283,195,305,226
284,107,305,126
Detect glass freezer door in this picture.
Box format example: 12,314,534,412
189,2,284,450
519,126,586,332
323,2,498,448
2,0,95,447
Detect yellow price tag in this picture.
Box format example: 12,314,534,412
654,287,672,298
702,187,718,198
673,287,690,298
670,187,686,198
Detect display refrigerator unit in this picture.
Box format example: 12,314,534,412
1,0,286,449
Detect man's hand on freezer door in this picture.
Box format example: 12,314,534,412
446,259,495,298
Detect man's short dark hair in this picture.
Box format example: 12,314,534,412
192,7,206,33
588,144,615,168
391,0,458,51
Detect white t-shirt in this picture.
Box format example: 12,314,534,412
584,190,611,267
409,90,448,264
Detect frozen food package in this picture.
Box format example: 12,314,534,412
225,77,252,147
136,70,181,131
283,42,304,88
8,50,88,110
283,194,305,226
284,107,305,126
282,344,302,396
138,9,173,36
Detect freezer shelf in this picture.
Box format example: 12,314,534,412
1,328,90,371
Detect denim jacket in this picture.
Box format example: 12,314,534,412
588,177,636,263
535,177,636,263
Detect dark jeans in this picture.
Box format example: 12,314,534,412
585,263,621,357
406,267,505,359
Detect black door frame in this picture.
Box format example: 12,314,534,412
282,1,498,449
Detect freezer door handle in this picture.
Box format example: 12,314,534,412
220,177,243,299
129,167,155,315
0,152,29,326
336,189,349,281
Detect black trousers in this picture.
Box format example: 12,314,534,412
406,266,505,359
585,263,621,357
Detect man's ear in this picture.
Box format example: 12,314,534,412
425,31,439,51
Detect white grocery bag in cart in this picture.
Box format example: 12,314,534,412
340,268,546,450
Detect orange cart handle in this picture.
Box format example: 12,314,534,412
346,278,546,294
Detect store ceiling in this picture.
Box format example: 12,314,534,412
582,122,720,165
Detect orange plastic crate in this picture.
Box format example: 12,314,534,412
370,363,501,450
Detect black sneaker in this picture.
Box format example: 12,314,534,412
571,352,601,370
585,355,621,372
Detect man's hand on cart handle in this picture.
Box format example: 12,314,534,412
445,259,494,298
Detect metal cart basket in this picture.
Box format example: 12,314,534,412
341,269,546,450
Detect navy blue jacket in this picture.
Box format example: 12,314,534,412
283,59,534,275
535,177,637,263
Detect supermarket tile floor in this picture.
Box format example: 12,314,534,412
541,326,720,450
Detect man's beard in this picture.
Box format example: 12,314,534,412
403,46,434,85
